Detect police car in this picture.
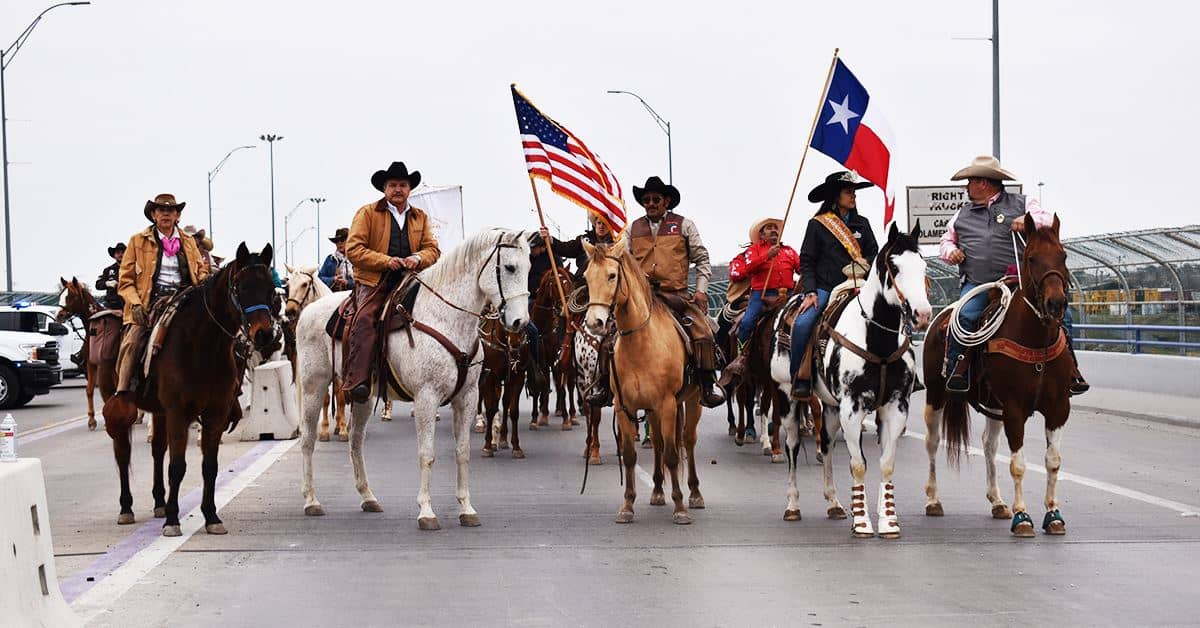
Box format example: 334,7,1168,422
0,302,65,408
0,301,85,378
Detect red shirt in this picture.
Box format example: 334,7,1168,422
729,241,800,291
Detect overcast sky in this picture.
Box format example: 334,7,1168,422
2,0,1197,291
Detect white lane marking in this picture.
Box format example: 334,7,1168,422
635,463,653,488
20,414,89,444
904,431,1200,515
70,438,296,622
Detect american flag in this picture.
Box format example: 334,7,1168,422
511,85,626,233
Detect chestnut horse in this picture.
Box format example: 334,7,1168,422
58,278,119,431
923,214,1074,537
529,266,576,430
478,311,530,458
102,243,279,536
581,238,704,525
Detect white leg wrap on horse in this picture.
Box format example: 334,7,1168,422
851,484,873,536
877,481,899,537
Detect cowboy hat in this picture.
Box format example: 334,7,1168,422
143,193,185,221
950,155,1016,181
632,176,680,210
328,227,349,243
182,225,214,251
107,242,127,258
370,161,421,192
808,171,873,203
748,217,783,244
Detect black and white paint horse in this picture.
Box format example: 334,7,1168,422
771,222,932,538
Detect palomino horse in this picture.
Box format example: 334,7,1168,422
478,311,531,458
296,228,531,530
529,266,576,430
581,238,704,525
771,223,931,537
102,243,279,536
284,265,348,442
58,278,119,431
923,213,1074,537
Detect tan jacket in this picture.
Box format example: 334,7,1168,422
346,200,441,287
622,212,711,294
117,226,210,324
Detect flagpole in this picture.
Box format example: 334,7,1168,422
765,48,840,290
528,175,571,317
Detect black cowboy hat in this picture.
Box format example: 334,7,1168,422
107,242,127,257
370,161,422,192
807,171,873,203
328,227,349,243
633,176,680,210
143,193,186,221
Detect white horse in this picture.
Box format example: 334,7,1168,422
283,265,349,441
771,223,932,538
297,228,531,530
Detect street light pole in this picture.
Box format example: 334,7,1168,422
309,197,326,265
606,89,672,184
1,1,90,291
206,144,255,239
992,0,1001,160
259,133,283,267
283,198,307,267
289,225,314,268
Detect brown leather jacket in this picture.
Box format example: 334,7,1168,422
117,226,210,324
345,200,441,287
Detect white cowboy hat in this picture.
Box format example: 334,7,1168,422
748,217,783,244
951,155,1017,181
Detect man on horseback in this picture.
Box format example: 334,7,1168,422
318,227,355,291
939,155,1088,395
114,194,211,397
719,216,800,384
96,243,127,310
343,161,441,404
615,175,724,408
789,171,878,400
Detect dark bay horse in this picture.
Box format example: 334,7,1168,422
923,214,1074,537
529,266,576,430
58,277,119,431
102,243,278,536
478,312,531,458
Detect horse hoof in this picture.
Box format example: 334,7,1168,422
1045,519,1067,535
154,507,167,519
878,530,901,540
304,504,326,516
87,419,97,431
473,423,485,434
827,506,847,520
1012,522,1036,538
926,502,945,517
852,530,876,539
588,456,603,465
689,496,706,509
993,504,1013,519
734,436,744,446
338,433,349,442
162,524,182,537
784,509,802,522
615,511,634,524
380,415,392,422
459,513,481,527
318,433,330,442
672,512,692,525
815,452,824,464
555,409,565,418
417,517,441,531
512,449,526,459
529,422,539,431
649,492,666,506
561,422,572,431
771,453,785,464
498,440,510,450
481,448,495,458
205,523,228,535
728,425,737,436
538,415,549,426
570,416,580,426
761,447,772,456
117,512,135,525
361,500,384,513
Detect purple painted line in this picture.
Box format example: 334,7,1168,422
60,439,277,602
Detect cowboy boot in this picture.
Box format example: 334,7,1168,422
586,335,615,406
945,350,971,394
1064,329,1089,396
791,343,815,401
699,370,726,408
717,340,749,390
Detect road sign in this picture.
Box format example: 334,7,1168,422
906,184,1022,245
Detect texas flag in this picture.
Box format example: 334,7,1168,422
810,59,897,225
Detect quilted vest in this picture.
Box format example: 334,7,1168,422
628,213,689,292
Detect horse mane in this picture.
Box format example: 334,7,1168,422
535,265,571,302
419,228,526,289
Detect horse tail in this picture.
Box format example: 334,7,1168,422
942,396,970,468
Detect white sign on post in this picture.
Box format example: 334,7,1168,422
906,184,1022,246
410,184,465,251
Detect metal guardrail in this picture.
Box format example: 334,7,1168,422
1073,324,1200,355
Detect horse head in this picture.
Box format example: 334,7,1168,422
477,230,531,333
57,276,93,322
581,237,632,334
283,264,322,320
878,222,933,331
1020,213,1069,323
230,243,280,352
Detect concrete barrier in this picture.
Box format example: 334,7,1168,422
228,360,300,441
1074,351,1200,398
0,458,83,628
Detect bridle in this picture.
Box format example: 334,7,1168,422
854,244,922,337
473,235,529,327
202,262,279,349
585,253,651,337
285,271,319,311
1012,231,1068,325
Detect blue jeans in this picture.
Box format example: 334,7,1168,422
737,289,778,343
946,282,987,361
789,289,830,378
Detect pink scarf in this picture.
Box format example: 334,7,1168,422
160,234,180,257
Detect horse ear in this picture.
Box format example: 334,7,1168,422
582,240,595,258
260,243,274,266
236,242,250,265
60,277,68,288
910,219,921,242
609,237,628,258
1023,212,1037,235
285,264,294,274
887,222,900,243
1051,213,1061,235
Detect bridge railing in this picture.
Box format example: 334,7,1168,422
1073,324,1200,355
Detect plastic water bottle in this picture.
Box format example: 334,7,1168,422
0,414,16,462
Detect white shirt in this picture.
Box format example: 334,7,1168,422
385,200,409,231
155,228,183,288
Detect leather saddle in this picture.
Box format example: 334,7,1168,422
325,274,421,341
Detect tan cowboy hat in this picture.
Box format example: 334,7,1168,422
143,193,185,221
748,217,783,244
951,155,1017,181
181,225,214,251
842,260,870,280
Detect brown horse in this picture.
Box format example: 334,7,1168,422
58,278,119,431
102,243,278,536
581,238,704,525
923,214,1073,537
478,312,530,458
529,266,576,430
720,300,787,460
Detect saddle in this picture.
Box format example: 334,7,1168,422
142,288,195,378
87,309,123,365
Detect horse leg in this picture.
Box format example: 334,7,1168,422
615,407,638,523
923,403,946,516
319,388,332,442
1005,414,1034,538
335,383,349,441
782,399,803,521
199,418,227,534
537,370,550,427
451,390,481,527
85,364,97,430
983,417,1012,519
151,412,167,518
480,377,497,457
507,374,525,459
567,368,579,425
1043,424,1067,535
413,392,441,530
161,414,189,537
106,412,136,525
758,389,772,456
683,399,704,510
841,404,873,537
725,393,736,436
300,372,327,516
588,405,603,464
649,417,666,506
557,368,571,430
875,402,907,539
348,401,383,513
658,399,689,525
821,404,846,519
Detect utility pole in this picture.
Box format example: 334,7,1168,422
259,133,283,265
